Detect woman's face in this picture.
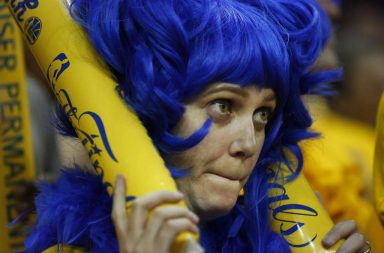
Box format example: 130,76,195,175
168,83,276,220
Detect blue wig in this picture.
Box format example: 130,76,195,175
44,0,340,252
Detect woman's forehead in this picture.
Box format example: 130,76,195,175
184,82,277,105
202,82,275,96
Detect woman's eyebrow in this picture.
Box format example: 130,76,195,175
203,86,248,97
263,93,276,102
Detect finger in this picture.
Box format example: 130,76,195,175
129,191,184,242
323,220,358,247
335,233,365,253
141,205,199,244
155,218,200,253
133,191,184,211
111,175,130,250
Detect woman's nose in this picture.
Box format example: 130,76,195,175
229,120,258,160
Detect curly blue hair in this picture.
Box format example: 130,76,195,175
52,0,340,252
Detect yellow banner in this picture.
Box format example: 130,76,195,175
0,1,36,252
43,244,85,253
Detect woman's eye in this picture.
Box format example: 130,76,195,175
208,99,232,116
253,108,273,125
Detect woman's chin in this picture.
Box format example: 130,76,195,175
192,196,238,221
177,174,242,220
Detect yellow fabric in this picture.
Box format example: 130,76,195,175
374,94,384,224
301,98,384,252
42,244,85,253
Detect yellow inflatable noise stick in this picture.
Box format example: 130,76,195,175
6,0,197,252
0,1,36,252
374,93,384,224
268,162,342,253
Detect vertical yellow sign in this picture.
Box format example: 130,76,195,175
0,1,36,252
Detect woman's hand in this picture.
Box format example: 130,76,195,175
322,220,371,253
112,174,203,253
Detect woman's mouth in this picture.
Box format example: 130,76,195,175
204,172,242,182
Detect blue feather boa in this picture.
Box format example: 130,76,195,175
25,168,290,253
25,169,118,253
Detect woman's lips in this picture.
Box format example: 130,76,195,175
205,172,242,182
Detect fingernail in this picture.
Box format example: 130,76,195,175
175,191,184,197
322,236,335,247
191,212,199,223
115,174,124,185
192,224,199,233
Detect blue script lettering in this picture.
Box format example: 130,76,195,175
268,177,318,248
46,53,118,176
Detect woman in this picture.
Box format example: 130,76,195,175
26,0,371,252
